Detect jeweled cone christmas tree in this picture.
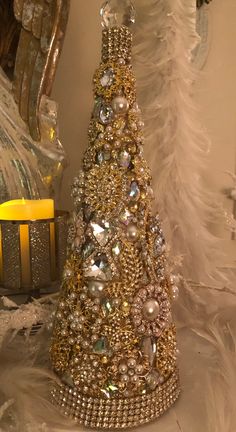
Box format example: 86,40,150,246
50,1,180,428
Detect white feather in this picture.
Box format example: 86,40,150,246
133,0,226,284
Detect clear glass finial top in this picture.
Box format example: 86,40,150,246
100,0,136,28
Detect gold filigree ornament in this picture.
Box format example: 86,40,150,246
84,164,127,217
93,61,136,105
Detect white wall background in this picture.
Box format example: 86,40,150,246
53,0,236,266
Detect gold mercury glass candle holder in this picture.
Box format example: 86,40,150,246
0,211,69,294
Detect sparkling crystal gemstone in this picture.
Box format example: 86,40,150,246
94,98,114,124
91,220,113,246
100,0,135,28
129,181,140,201
120,208,133,225
154,235,165,256
102,298,113,316
146,371,160,390
100,105,114,124
85,254,112,280
93,337,109,354
96,150,105,165
96,149,111,164
119,150,131,168
100,68,114,87
141,337,157,366
112,240,122,256
101,382,119,398
82,237,95,259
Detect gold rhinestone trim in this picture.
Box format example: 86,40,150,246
51,369,180,429
102,27,132,63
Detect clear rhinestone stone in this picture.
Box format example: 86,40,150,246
141,337,157,366
91,220,113,246
102,298,113,316
119,150,131,168
129,181,140,201
94,98,114,124
100,0,136,28
96,150,111,164
85,254,112,280
93,337,109,354
154,235,165,256
120,208,133,225
82,237,95,259
146,371,160,390
101,68,114,87
112,240,122,256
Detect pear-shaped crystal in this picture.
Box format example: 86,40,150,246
129,181,140,201
119,150,131,168
82,237,95,259
91,220,113,246
141,336,157,366
100,0,135,28
102,298,113,316
85,254,112,280
146,371,160,390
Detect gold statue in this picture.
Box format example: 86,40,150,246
0,0,70,201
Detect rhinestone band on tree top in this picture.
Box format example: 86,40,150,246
51,369,180,429
102,27,132,63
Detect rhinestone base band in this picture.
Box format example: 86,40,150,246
51,370,180,429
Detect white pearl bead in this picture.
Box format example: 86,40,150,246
87,279,106,298
119,363,128,374
70,322,77,330
121,374,129,383
126,223,139,242
142,299,160,321
61,329,67,337
127,358,137,369
132,374,139,383
135,364,143,374
118,58,125,65
112,96,129,115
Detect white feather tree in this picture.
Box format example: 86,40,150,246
133,0,224,283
